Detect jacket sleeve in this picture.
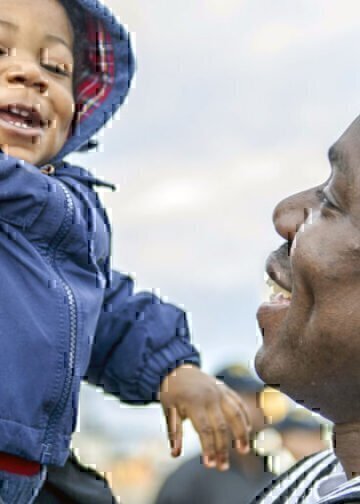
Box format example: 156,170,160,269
85,270,201,404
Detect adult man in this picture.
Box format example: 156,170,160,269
254,114,360,502
154,364,274,504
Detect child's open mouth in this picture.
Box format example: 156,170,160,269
0,105,46,137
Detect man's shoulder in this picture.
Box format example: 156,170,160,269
253,450,338,504
317,475,360,504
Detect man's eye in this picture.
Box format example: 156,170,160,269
319,190,337,211
0,47,10,56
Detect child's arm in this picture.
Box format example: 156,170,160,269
85,270,251,472
85,269,200,403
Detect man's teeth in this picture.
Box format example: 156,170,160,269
266,277,292,302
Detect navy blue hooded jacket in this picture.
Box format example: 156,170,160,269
0,0,200,466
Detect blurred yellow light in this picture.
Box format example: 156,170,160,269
259,387,290,424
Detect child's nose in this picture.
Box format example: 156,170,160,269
5,63,48,94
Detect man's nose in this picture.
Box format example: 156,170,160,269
5,63,48,94
272,188,320,242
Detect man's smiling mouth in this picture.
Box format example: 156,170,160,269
266,275,292,305
264,243,293,306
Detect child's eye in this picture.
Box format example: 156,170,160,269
0,47,11,56
0,46,71,77
42,62,71,77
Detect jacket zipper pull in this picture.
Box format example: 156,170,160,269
40,164,56,176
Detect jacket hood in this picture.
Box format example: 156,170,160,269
51,0,135,164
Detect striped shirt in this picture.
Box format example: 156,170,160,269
252,450,360,503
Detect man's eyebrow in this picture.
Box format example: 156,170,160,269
0,19,71,52
328,145,346,173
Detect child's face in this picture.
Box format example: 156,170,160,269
0,0,75,166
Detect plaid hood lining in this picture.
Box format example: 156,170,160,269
51,0,135,164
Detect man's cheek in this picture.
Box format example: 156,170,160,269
305,312,359,367
315,291,360,329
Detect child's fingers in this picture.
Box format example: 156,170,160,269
221,393,251,454
227,388,252,432
189,411,217,468
208,405,230,471
165,407,183,457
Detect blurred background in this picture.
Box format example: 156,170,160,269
68,1,360,502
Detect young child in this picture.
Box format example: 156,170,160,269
0,0,251,502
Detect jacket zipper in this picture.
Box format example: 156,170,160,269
42,177,78,463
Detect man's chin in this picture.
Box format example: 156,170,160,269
255,347,332,421
255,302,290,385
254,340,293,391
257,302,289,344
254,346,273,385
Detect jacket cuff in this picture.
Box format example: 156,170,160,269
138,338,201,402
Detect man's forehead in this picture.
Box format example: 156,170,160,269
327,135,360,193
329,115,360,171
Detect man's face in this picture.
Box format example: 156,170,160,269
0,0,75,166
255,115,360,423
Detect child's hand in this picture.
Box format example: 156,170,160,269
159,365,251,471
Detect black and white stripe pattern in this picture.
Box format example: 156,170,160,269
251,450,360,503
317,476,360,503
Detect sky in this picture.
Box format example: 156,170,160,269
71,0,360,457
